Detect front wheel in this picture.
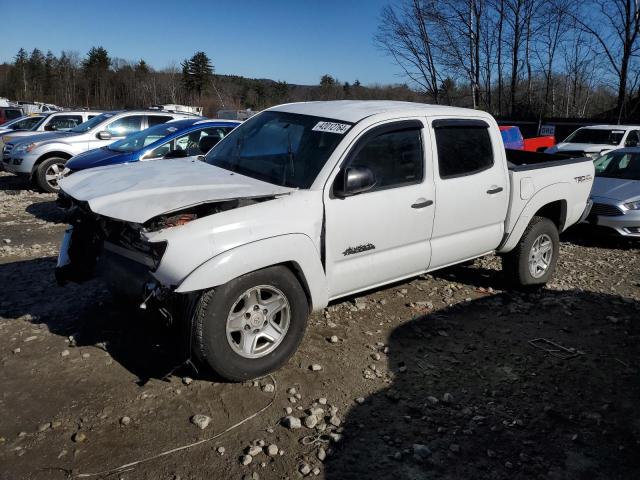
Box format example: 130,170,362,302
502,216,559,287
192,266,309,381
35,157,67,193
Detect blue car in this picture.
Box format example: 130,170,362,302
65,118,240,173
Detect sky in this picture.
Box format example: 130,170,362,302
0,0,403,86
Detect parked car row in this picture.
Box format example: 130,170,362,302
1,109,240,192
1,104,637,242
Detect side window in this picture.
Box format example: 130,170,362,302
147,142,172,159
625,130,640,147
348,127,423,190
106,115,144,137
14,117,40,130
434,121,494,178
174,129,209,156
6,109,22,120
48,115,82,131
147,115,174,127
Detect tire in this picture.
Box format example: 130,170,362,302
35,157,67,193
502,216,559,287
192,266,309,381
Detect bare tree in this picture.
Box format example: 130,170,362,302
571,0,640,121
534,0,572,118
376,0,442,103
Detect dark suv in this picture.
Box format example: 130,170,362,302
0,107,24,125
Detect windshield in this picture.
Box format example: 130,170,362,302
108,122,190,152
205,111,352,188
69,113,114,133
564,128,625,145
594,152,640,180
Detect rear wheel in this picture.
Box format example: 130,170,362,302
503,216,559,287
192,266,309,381
35,157,67,193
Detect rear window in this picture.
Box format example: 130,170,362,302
434,121,494,178
4,109,22,120
148,115,174,127
564,128,624,145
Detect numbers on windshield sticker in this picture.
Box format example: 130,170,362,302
312,121,350,134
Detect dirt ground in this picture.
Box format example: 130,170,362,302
1,170,639,480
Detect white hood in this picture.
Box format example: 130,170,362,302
59,158,295,223
548,142,615,154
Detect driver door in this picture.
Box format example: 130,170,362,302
324,120,435,299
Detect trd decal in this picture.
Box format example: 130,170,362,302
342,243,376,256
574,174,592,183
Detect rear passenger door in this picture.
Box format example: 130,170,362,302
428,118,509,269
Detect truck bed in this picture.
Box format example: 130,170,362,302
500,149,594,251
506,149,590,171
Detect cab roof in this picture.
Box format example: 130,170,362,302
268,100,492,124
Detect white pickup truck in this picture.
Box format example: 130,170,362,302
56,101,594,381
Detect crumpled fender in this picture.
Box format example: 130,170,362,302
173,233,329,311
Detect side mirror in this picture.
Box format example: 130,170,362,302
164,149,189,159
44,124,57,132
97,131,112,140
334,166,376,198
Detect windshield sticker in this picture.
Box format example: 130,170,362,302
312,121,350,134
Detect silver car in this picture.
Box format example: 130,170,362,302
585,148,640,237
3,110,197,192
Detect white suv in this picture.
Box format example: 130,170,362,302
546,125,640,159
3,110,198,192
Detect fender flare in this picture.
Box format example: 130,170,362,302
498,183,569,253
174,234,329,311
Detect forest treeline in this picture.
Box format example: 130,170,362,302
0,0,638,121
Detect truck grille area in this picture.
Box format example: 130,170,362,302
56,195,166,285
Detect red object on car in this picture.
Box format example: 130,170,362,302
500,125,555,152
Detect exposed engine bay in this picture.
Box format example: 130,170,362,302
55,193,275,294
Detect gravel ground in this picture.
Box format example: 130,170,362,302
1,171,639,480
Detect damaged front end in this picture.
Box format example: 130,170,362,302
56,193,169,304
55,192,275,309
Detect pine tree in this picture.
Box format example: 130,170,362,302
181,51,213,101
14,48,29,98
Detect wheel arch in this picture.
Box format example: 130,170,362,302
173,234,329,311
32,150,73,174
498,184,570,253
534,199,567,231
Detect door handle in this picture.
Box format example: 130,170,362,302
411,199,434,209
487,186,503,194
